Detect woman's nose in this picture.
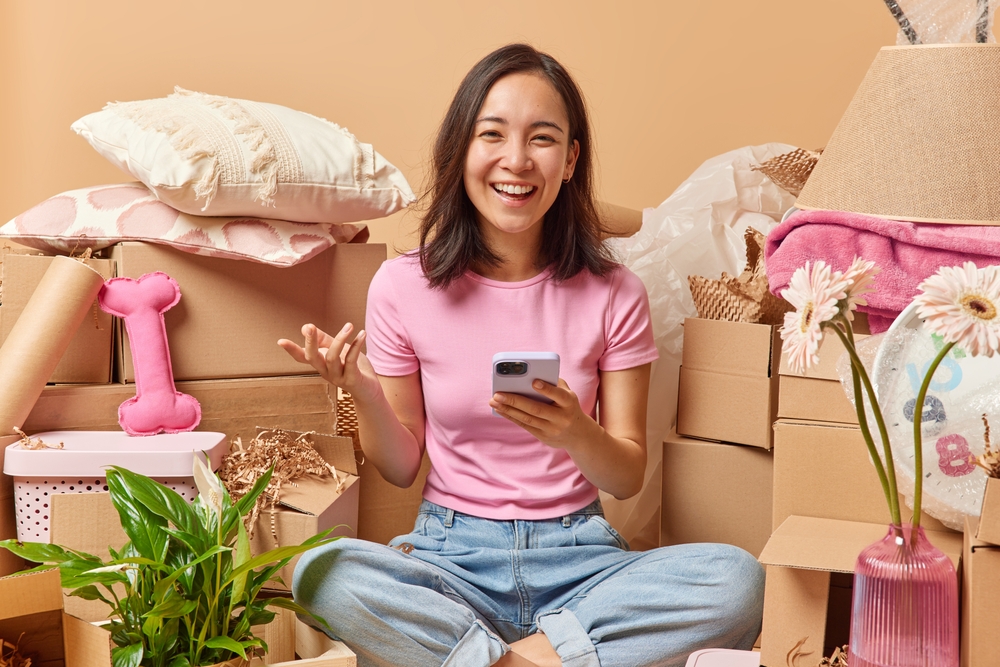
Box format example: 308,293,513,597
500,142,532,172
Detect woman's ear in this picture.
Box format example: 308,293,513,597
563,139,580,182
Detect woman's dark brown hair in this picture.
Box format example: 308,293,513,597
419,43,616,288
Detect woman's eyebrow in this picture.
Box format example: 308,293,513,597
474,116,565,134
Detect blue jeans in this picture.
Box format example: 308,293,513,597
292,499,764,667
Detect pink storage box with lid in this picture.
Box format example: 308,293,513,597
4,430,228,542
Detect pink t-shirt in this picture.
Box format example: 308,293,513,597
365,253,659,520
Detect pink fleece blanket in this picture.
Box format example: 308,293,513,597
765,209,1000,332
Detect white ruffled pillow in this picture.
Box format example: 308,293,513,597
71,87,416,223
0,183,368,267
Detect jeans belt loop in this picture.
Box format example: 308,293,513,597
561,515,572,527
444,508,455,528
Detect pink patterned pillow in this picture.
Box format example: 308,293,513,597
0,183,369,267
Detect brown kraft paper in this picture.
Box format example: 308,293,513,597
0,256,105,435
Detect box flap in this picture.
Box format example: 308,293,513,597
760,515,963,572
63,612,113,667
975,477,1000,546
258,431,358,516
0,569,64,620
681,318,778,378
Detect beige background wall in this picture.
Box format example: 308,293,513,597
0,1,896,253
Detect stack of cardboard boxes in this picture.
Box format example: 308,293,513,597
0,239,420,665
667,314,980,663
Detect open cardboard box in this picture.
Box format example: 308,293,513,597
0,249,115,384
0,568,356,667
962,516,1000,667
758,515,962,667
24,376,337,443
777,330,868,425
676,318,781,450
248,430,360,591
660,430,773,558
0,568,112,667
108,241,385,383
772,419,952,532
974,477,1000,545
45,430,358,617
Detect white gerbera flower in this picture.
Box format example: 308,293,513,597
914,262,1000,358
780,261,850,373
840,257,880,321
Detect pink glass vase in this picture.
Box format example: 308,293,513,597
848,524,959,667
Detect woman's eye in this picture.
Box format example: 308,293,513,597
480,130,502,139
532,135,556,144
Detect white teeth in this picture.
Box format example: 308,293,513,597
493,183,534,195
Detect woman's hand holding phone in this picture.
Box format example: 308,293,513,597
489,353,598,452
278,322,383,403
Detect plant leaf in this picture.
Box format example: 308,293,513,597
231,520,251,603
265,597,332,630
106,469,169,562
111,643,143,667
68,585,113,604
111,465,198,534
0,539,87,564
147,592,198,620
167,655,191,667
151,545,230,600
203,636,246,659
225,535,339,586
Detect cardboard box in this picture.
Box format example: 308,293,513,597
23,375,337,442
777,332,869,425
0,249,115,384
356,451,430,545
660,431,773,558
772,419,952,532
758,515,962,667
0,434,24,577
295,618,356,665
249,432,360,590
974,477,1000,545
109,241,385,382
676,318,781,449
0,568,112,667
962,516,1000,667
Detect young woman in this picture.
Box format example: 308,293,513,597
279,43,764,667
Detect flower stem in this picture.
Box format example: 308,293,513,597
912,342,955,530
828,323,901,525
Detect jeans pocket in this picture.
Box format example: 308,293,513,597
571,515,630,550
390,511,447,553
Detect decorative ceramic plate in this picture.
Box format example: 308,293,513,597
871,302,1000,529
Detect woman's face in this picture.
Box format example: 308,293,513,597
463,72,579,247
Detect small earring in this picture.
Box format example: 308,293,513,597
562,176,571,184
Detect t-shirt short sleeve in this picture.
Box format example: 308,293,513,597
599,267,658,371
365,261,420,376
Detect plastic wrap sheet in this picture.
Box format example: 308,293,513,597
890,0,997,44
837,330,999,530
603,143,797,545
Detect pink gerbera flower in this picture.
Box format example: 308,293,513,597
914,262,1000,357
840,257,880,321
780,261,850,373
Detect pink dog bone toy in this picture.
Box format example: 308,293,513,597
99,272,201,436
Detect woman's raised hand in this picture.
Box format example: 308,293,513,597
278,322,382,403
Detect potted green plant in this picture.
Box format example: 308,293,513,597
0,457,338,667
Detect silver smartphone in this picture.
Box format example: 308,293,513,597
491,352,560,415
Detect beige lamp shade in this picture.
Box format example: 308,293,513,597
797,44,1000,226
